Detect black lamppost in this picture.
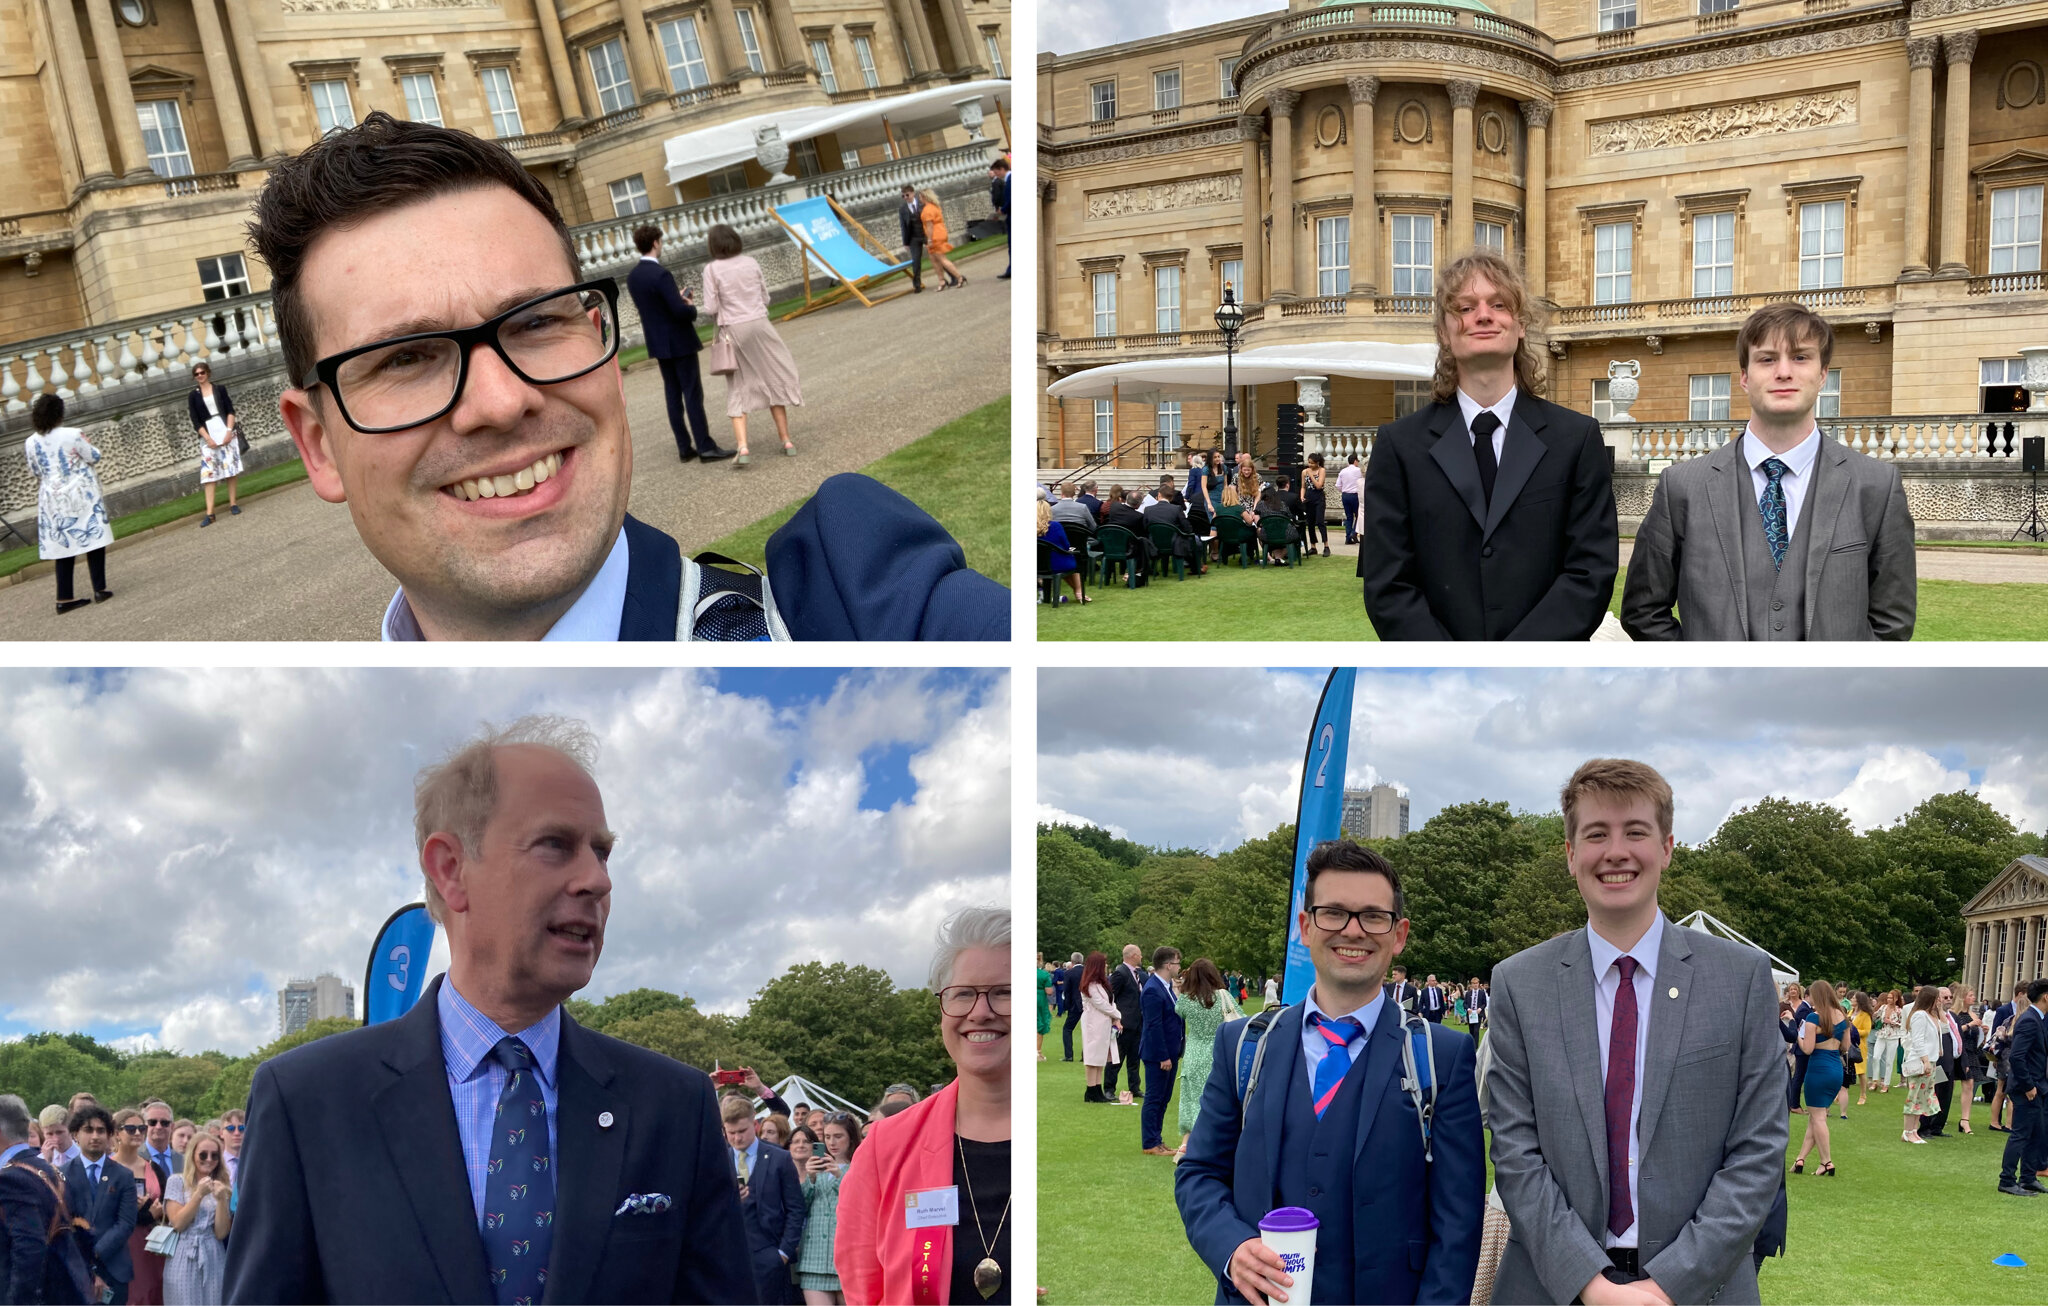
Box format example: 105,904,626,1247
1215,285,1245,464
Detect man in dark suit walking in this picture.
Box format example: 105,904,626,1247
1139,948,1186,1156
1998,977,2048,1196
1108,944,1147,1100
721,1094,805,1302
898,185,926,293
1062,951,1085,1061
1420,975,1447,1023
61,1108,134,1305
624,225,732,464
224,716,752,1304
2,1093,59,1306
1361,251,1619,639
1622,303,1915,640
1466,978,1489,1029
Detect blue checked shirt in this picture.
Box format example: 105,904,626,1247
439,980,562,1226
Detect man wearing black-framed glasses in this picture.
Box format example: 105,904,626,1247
251,113,1006,641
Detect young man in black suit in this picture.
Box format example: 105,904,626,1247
1361,250,1619,639
624,225,732,464
721,1094,805,1302
224,718,753,1305
898,185,927,293
1062,951,1086,1061
62,1107,135,1305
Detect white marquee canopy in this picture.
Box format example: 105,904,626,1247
1045,341,1439,403
662,79,1011,187
1674,909,1801,992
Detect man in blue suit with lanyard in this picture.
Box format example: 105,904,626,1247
1140,947,1186,1156
1176,841,1484,1304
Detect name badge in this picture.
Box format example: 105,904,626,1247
903,1186,960,1229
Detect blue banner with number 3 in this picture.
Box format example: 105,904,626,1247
1283,668,1356,1005
365,903,437,1026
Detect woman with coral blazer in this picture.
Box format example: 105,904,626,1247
918,189,967,290
837,908,1010,1304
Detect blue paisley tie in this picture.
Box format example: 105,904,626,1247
1759,457,1790,571
481,1037,554,1306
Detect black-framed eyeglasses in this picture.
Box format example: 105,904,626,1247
937,985,1012,1017
300,279,620,434
1305,906,1401,935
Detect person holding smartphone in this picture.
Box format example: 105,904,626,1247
793,1116,859,1304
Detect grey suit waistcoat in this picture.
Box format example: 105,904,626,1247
1739,468,1815,641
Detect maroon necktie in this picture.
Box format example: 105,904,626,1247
1605,956,1639,1238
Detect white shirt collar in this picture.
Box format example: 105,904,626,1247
1456,385,1518,436
1305,983,1385,1035
382,525,630,641
1586,910,1666,983
1741,426,1821,478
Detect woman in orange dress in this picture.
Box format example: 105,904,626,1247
918,189,967,290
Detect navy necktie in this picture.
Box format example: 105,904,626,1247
87,1160,101,1189
1472,410,1502,505
1759,457,1791,570
1308,1012,1363,1119
481,1037,554,1306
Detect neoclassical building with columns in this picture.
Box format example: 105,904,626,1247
1038,0,2048,519
1963,854,2048,1000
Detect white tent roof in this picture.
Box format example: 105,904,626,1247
1045,341,1438,402
1673,910,1800,992
763,1073,869,1120
664,79,1011,186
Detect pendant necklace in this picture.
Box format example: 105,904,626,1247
956,1134,1009,1300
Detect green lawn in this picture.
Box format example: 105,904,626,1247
1036,552,2048,641
1038,1021,2043,1304
705,396,1007,584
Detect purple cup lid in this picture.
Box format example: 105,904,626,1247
1259,1206,1319,1233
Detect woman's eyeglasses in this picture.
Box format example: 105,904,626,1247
937,985,1011,1017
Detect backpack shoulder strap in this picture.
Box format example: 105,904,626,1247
1397,1013,1440,1163
1234,1005,1288,1116
678,553,793,641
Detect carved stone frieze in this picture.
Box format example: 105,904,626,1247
1238,114,1264,140
1907,35,1942,69
1054,125,1244,172
1556,19,1902,91
1447,80,1480,110
1975,869,2048,912
1520,99,1552,129
1589,88,1857,155
1240,38,1550,96
1946,29,1979,65
1914,0,2022,18
282,0,493,10
1085,173,1243,221
1347,75,1380,106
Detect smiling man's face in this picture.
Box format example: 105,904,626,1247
1444,272,1526,375
1566,792,1673,928
281,184,631,640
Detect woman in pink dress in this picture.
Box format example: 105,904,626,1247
701,222,803,466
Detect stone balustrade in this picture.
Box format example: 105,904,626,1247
1621,416,2040,464
1249,2,1555,58
1549,0,1865,59
1306,426,1379,466
1551,284,1894,334
0,291,282,426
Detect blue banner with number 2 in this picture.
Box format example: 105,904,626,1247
1283,668,1356,1006
366,903,437,1026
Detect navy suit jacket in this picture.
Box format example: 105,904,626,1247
222,974,752,1305
738,1141,805,1287
1139,974,1185,1063
2011,1005,2048,1099
1174,1001,1485,1305
625,259,702,360
1422,985,1446,1014
62,1155,135,1286
2,1151,58,1304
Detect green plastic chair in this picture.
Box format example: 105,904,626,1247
1213,514,1259,568
1258,513,1301,567
1146,522,1187,581
1095,525,1143,588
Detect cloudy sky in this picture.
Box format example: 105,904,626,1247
0,668,1008,1056
1040,668,2048,853
1039,0,1280,55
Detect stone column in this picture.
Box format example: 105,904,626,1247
1901,35,1939,278
705,0,743,78
898,0,942,77
1937,30,1977,277
1039,178,1056,335
1521,99,1551,298
614,0,664,101
934,0,974,72
81,0,155,180
1267,88,1299,299
43,0,114,183
1347,76,1379,295
219,0,281,157
529,0,587,124
1239,114,1265,303
767,1,803,72
189,0,256,167
1448,79,1480,257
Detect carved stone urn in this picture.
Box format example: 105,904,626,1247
1607,359,1641,423
754,125,792,185
2021,345,2048,413
1293,375,1329,427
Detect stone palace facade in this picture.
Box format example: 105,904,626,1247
1037,0,2048,519
1963,854,2048,1001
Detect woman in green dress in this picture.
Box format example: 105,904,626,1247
1173,957,1243,1157
1036,952,1053,1062
794,1115,859,1303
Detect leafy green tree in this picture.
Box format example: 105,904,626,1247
569,987,698,1033
1382,802,1535,983
194,1017,356,1118
1177,825,1294,980
134,1052,233,1120
1038,822,1147,869
737,963,951,1109
606,1009,785,1081
1491,845,1586,964
1038,828,1140,949
0,1039,129,1115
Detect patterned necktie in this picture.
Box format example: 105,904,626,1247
481,1037,554,1306
1472,411,1502,506
1308,1012,1363,1119
1605,957,1640,1238
1758,457,1791,570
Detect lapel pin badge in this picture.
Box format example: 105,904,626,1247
598,1111,615,1129
1669,987,1679,999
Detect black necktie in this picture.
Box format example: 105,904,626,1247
1472,411,1502,506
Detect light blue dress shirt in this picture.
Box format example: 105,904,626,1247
1300,986,1387,1089
438,979,562,1225
1585,910,1665,1248
0,1142,30,1167
383,524,630,641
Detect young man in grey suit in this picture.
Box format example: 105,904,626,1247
1621,303,1916,639
1487,759,1786,1306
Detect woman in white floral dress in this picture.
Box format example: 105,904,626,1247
162,1130,233,1305
23,392,112,613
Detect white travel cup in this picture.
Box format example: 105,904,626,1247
1257,1206,1318,1304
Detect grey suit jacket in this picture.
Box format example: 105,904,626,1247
1620,434,1915,640
1487,921,1787,1305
